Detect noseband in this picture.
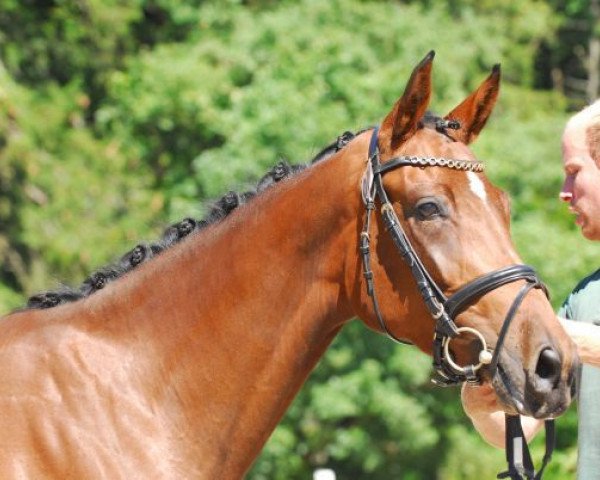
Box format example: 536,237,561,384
359,126,548,387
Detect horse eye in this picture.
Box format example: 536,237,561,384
416,200,442,220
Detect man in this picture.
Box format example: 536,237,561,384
462,99,600,479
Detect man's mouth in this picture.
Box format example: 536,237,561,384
569,205,584,226
574,209,585,227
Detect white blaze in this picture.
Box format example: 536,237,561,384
467,171,487,202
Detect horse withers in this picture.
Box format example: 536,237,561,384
0,52,578,479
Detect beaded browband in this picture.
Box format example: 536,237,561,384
373,155,485,175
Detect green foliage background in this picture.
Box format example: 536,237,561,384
0,0,597,478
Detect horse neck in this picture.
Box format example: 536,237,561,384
65,140,368,476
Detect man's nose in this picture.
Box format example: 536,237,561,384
560,177,573,202
559,191,573,202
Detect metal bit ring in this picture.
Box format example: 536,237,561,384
442,327,493,373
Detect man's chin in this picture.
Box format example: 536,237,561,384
581,224,600,241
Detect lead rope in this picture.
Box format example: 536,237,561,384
499,416,555,480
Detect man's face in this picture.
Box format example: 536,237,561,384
560,123,600,240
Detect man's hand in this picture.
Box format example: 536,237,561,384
559,318,600,367
461,383,544,449
461,382,502,418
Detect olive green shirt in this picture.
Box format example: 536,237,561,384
559,268,600,480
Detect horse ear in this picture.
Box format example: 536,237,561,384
444,64,501,144
379,51,435,153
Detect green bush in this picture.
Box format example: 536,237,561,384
0,1,590,477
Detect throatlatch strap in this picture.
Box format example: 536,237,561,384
498,415,555,480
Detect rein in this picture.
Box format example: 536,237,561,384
359,126,555,479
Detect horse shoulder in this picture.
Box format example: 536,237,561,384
0,310,180,478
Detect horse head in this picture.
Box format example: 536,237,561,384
349,51,578,419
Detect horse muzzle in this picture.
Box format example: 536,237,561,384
491,345,579,418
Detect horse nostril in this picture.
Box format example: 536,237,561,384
535,347,561,386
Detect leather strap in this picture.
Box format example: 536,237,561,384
489,280,541,378
498,416,555,480
445,265,547,319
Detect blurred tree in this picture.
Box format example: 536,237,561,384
0,0,592,478
403,0,558,85
534,0,600,105
0,0,142,116
0,66,157,309
0,65,30,310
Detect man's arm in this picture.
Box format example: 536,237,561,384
461,383,544,448
558,317,600,367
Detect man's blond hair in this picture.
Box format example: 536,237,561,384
565,100,600,162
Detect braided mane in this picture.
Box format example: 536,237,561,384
26,130,359,310
25,112,457,311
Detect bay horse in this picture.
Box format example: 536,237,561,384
0,52,577,479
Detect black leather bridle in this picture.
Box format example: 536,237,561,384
360,126,547,385
359,126,554,479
